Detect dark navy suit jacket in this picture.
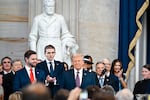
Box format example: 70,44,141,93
36,60,65,95
61,69,97,91
13,67,45,92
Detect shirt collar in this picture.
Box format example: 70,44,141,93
98,75,105,79
74,68,83,73
46,59,54,64
3,70,11,74
101,75,105,79
25,65,35,71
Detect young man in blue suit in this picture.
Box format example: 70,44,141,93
60,54,97,91
13,50,46,92
36,44,65,96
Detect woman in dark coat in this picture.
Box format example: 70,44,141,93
133,64,150,95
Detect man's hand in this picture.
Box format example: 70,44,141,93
46,75,56,82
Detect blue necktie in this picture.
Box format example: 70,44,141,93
99,77,104,87
49,62,54,76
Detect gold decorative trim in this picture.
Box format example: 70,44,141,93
0,37,28,42
0,14,28,22
126,0,149,79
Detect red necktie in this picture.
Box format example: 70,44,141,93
30,68,34,83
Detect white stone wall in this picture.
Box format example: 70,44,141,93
0,0,28,61
78,0,119,65
0,0,119,66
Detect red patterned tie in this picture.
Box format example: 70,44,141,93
30,68,34,83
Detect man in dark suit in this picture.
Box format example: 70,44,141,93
95,61,118,91
0,56,14,100
36,44,65,96
13,50,46,92
60,54,97,91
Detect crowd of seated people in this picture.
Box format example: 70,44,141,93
0,44,149,100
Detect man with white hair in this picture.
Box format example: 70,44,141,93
29,0,78,66
102,58,111,77
61,54,97,90
115,88,133,100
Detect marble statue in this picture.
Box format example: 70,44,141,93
29,0,78,66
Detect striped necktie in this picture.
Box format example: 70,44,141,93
76,71,80,87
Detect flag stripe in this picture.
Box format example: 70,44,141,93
126,0,149,79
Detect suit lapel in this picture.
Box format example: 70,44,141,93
80,70,88,88
54,60,60,70
53,61,61,74
104,75,110,85
43,61,50,75
72,69,76,87
35,68,41,81
23,67,31,83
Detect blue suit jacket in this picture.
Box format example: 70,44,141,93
61,69,97,91
36,60,65,95
13,67,45,92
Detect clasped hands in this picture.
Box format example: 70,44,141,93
46,75,56,82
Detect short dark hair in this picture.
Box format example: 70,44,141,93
96,61,105,66
22,82,51,100
92,91,115,100
53,89,69,100
24,50,36,61
143,64,150,71
44,44,55,53
86,85,101,99
1,56,12,65
102,85,115,96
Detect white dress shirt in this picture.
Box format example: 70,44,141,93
98,75,105,87
3,70,12,74
25,65,36,80
46,59,55,72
